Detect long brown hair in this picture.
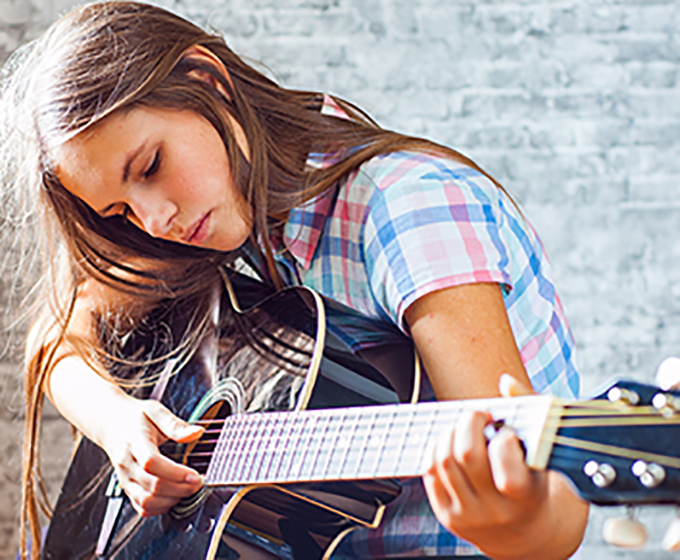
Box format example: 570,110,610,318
1,2,501,556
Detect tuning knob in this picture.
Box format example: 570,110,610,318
663,513,680,551
631,460,666,488
584,460,617,487
652,392,680,417
602,508,648,549
607,387,640,406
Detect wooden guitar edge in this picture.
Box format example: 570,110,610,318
205,484,387,560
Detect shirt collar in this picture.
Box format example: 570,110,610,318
282,94,351,270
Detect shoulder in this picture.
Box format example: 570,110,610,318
351,150,503,222
356,150,498,202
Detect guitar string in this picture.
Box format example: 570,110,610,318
186,406,680,428
161,412,680,480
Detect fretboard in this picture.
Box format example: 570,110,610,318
204,395,558,486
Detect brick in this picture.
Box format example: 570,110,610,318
622,5,680,33
547,4,626,34
627,62,679,88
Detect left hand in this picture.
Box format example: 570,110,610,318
423,409,550,559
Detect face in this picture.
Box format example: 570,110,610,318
54,106,252,252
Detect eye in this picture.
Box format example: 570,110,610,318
102,204,133,222
144,150,161,179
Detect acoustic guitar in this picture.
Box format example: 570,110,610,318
42,270,680,559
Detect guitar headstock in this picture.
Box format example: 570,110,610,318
549,379,680,506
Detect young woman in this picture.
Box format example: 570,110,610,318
2,2,588,558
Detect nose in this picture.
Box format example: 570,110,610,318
129,191,178,238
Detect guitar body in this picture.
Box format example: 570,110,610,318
42,272,417,560
40,269,680,559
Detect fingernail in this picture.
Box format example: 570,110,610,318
186,473,203,484
180,425,203,438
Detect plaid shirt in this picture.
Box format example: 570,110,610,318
273,98,580,558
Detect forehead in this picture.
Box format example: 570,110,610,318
54,112,132,183
53,108,151,206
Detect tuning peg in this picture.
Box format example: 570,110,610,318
602,508,648,549
607,386,640,406
656,356,680,391
663,512,680,551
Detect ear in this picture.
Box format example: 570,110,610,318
182,44,251,163
181,44,233,99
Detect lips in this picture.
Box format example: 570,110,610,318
183,212,211,244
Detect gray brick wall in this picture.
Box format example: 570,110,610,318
1,0,679,558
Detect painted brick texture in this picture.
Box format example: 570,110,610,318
1,0,679,558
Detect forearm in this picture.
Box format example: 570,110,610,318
48,354,138,450
477,472,588,560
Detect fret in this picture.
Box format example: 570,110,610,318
312,414,332,480
274,415,293,480
393,408,414,475
243,415,264,482
254,416,276,482
308,412,332,480
354,408,377,478
269,415,288,481
261,415,282,482
329,409,359,479
414,408,439,474
229,417,246,483
275,415,299,481
344,412,370,477
217,417,238,481
318,410,343,479
374,408,397,476
292,414,311,480
207,419,228,480
366,408,393,477
297,413,324,480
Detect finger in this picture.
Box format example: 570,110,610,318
429,425,476,507
129,463,203,498
452,410,495,494
143,401,204,444
487,426,539,499
422,470,457,527
110,464,179,517
498,373,535,398
125,432,203,488
141,452,203,486
124,482,182,517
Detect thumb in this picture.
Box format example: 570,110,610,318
499,373,535,398
143,401,204,444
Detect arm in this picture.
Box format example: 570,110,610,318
44,280,204,517
405,282,588,560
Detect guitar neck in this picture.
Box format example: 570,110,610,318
204,395,560,486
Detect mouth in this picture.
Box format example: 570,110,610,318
183,212,211,245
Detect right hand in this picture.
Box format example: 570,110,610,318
101,398,205,517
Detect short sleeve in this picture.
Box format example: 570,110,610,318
362,157,513,329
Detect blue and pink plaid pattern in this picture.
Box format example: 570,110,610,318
273,98,580,558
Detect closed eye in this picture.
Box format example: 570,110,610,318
101,203,133,221
144,150,161,179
